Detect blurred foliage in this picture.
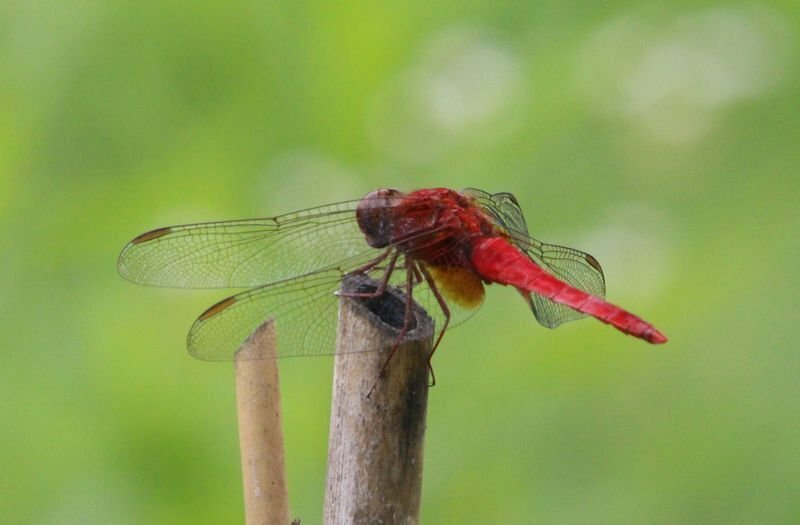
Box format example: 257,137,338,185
2,1,799,523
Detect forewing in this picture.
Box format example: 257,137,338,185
464,188,606,328
118,200,373,288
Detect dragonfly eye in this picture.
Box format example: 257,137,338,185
356,188,404,248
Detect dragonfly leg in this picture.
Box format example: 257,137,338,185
348,248,391,275
416,262,451,387
367,258,417,399
338,250,399,299
410,264,424,285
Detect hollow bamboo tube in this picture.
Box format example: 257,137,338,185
324,275,434,525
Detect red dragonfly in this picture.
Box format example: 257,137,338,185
118,188,666,363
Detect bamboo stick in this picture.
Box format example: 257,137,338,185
235,320,290,525
324,275,434,525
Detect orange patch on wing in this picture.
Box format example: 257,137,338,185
427,266,485,308
199,297,237,321
132,227,171,244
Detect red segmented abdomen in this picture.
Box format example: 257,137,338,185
470,237,667,344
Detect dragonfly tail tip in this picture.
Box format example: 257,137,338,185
647,329,668,344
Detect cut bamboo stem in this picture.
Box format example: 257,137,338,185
235,320,290,525
324,275,434,525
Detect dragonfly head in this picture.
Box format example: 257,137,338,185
357,188,405,248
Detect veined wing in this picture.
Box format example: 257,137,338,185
462,188,529,238
118,200,374,288
188,268,351,360
463,188,606,328
188,257,481,360
120,191,485,359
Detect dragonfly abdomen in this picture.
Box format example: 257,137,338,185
470,237,667,344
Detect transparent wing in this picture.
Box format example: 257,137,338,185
118,200,369,288
188,269,350,360
122,192,484,360
463,188,606,328
188,258,481,361
462,188,529,237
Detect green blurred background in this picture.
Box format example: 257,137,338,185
3,1,799,523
